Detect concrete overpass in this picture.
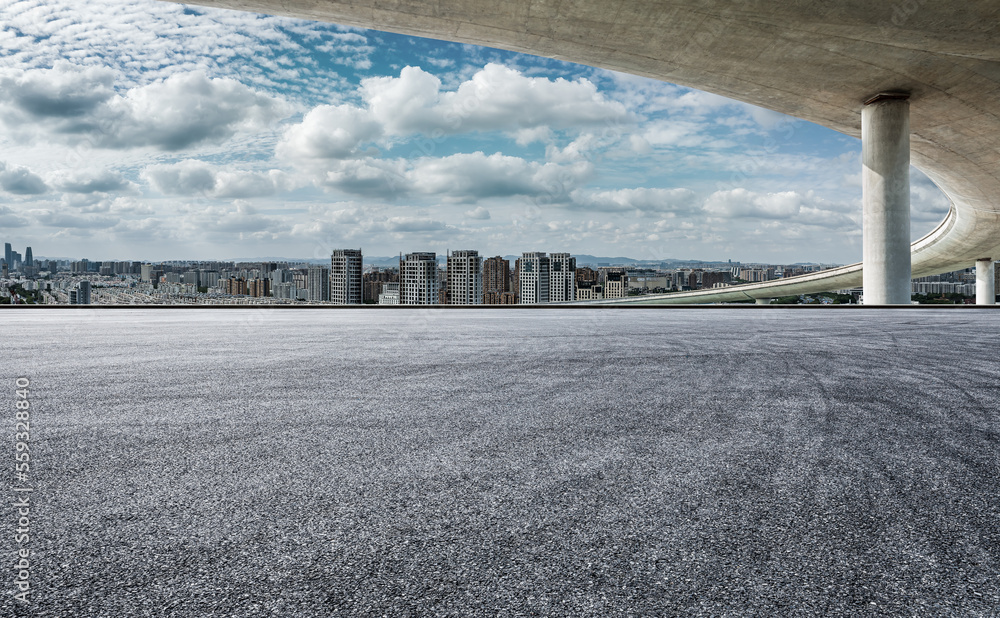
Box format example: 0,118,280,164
168,0,1000,304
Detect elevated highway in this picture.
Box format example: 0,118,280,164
167,0,1000,303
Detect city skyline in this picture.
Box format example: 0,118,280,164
4,232,994,306
0,1,953,265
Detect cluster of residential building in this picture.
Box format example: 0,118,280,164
288,250,608,305
910,271,981,297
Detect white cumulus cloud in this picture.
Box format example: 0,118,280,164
277,104,382,160
408,152,593,203
0,65,291,151
464,206,491,220
704,189,805,219
143,160,285,199
0,161,48,195
362,63,632,135
570,187,700,214
278,63,634,163
49,168,136,194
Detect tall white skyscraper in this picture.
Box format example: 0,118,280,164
549,253,576,303
331,249,363,304
446,250,482,305
400,252,439,305
307,266,330,301
518,252,550,304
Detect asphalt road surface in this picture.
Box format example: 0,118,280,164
2,308,999,617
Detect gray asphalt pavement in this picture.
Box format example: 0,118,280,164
2,308,999,617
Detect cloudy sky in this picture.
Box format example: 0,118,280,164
0,0,950,263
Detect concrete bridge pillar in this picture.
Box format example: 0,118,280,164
862,94,911,305
755,298,772,305
976,258,995,305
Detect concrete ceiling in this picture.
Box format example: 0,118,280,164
164,0,1000,302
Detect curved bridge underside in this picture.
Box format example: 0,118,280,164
169,0,1000,303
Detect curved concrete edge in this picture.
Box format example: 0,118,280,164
605,205,962,304
598,265,863,305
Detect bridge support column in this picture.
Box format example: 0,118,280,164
976,258,995,305
755,298,772,305
862,93,911,305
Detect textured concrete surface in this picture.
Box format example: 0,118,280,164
976,260,995,305
2,308,1000,616
862,98,911,305
163,0,1000,303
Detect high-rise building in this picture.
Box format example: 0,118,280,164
576,281,604,301
225,277,248,296
702,271,730,289
399,252,438,305
363,269,399,303
199,271,220,289
517,252,550,304
672,269,689,290
307,266,330,301
4,243,10,267
273,282,297,299
69,281,91,305
512,259,520,300
330,249,363,304
270,269,290,284
549,253,576,303
739,267,775,283
24,247,32,267
438,267,448,304
603,268,628,299
446,250,482,305
248,278,271,298
483,256,511,304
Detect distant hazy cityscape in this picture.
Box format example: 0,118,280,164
2,240,996,305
